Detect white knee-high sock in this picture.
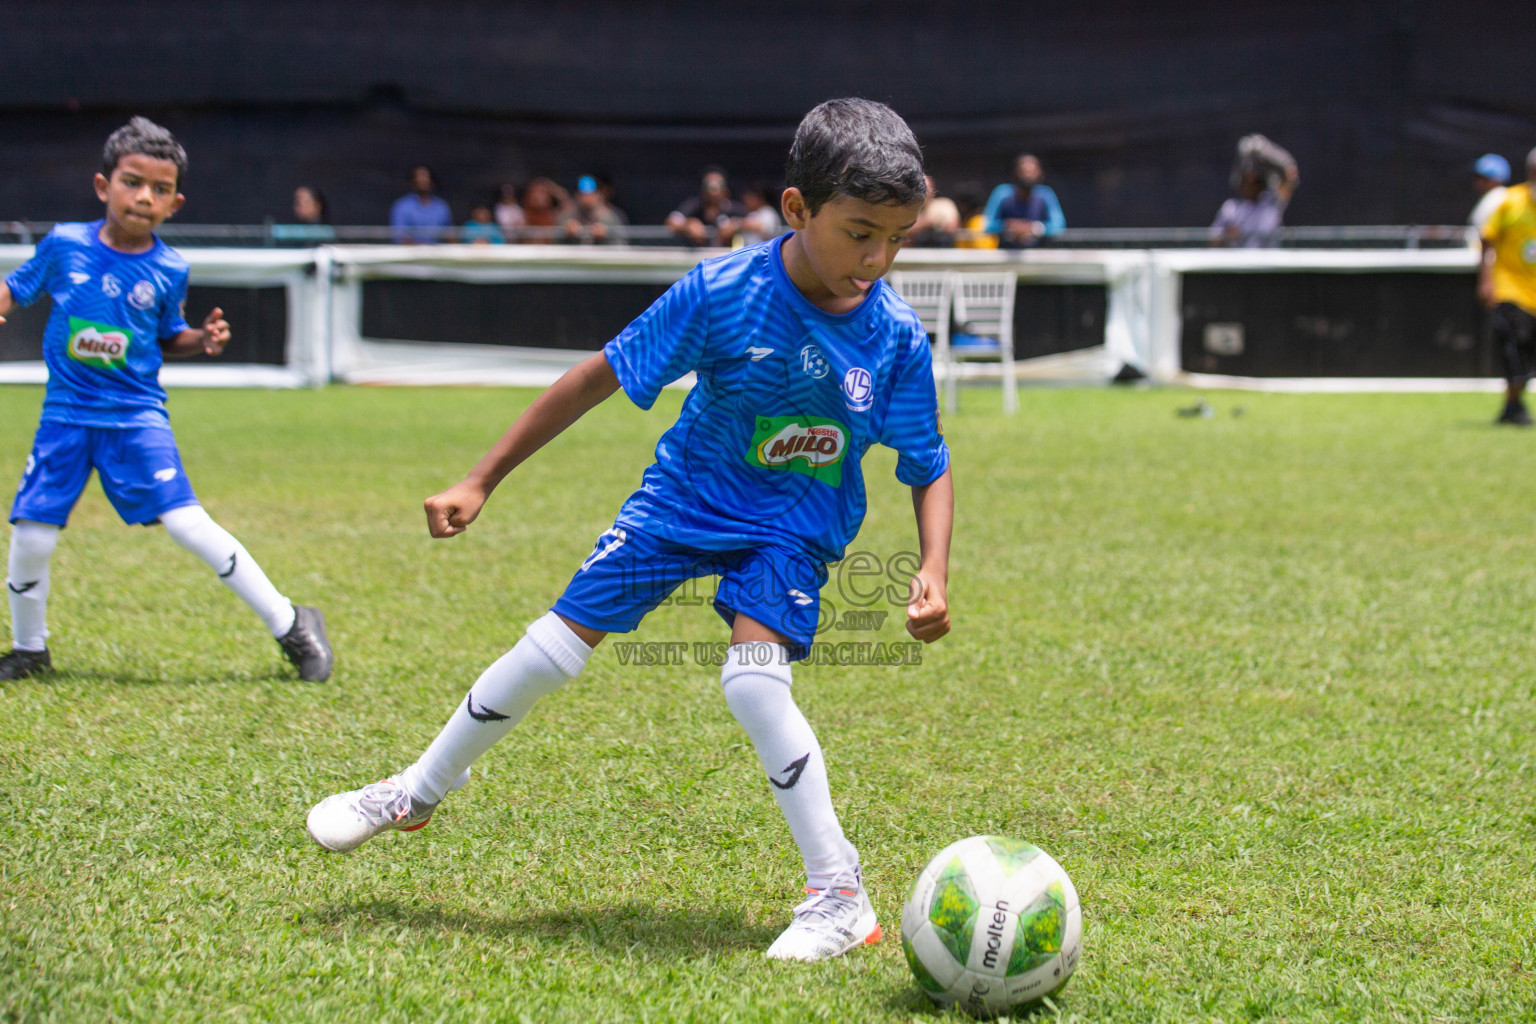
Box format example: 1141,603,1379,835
159,505,296,637
397,612,592,805
7,520,60,651
722,642,859,890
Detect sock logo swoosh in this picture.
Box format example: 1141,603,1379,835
7,580,39,594
219,553,238,579
769,753,810,790
465,694,510,722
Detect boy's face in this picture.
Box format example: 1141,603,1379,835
94,154,183,236
783,190,920,306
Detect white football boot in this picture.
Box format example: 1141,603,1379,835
765,868,882,962
306,767,470,853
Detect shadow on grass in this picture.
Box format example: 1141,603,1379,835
305,897,780,959
45,665,303,688
883,985,1059,1021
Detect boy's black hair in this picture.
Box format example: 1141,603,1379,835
102,117,187,187
785,98,925,214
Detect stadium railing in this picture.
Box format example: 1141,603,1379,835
0,235,1489,393
0,222,1476,249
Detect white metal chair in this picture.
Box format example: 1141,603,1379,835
887,270,954,411
951,272,1018,414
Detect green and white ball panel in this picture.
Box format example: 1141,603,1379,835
901,859,966,997
901,835,1083,1016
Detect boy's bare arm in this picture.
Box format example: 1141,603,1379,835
162,307,231,359
907,466,953,643
425,351,622,538
0,281,14,321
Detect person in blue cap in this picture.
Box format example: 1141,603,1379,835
1469,153,1511,248
563,175,628,244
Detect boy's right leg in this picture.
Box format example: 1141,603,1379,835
307,524,687,853
306,611,595,852
396,612,595,804
2,520,61,679
4,423,92,678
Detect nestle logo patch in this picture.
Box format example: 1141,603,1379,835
65,316,132,370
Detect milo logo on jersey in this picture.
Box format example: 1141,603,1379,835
746,414,848,486
66,317,133,370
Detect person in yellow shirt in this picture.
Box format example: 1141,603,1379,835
1481,147,1536,426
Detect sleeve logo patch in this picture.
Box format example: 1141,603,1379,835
66,316,133,370
746,414,848,486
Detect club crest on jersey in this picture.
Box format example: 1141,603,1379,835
128,280,157,310
100,274,122,297
746,414,847,486
799,343,830,379
66,316,132,370
842,366,874,412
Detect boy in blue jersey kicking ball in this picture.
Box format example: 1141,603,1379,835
307,98,952,961
0,117,333,683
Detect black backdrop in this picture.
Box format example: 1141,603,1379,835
2,0,1534,229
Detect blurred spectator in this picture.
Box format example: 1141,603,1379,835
461,201,505,244
520,177,572,243
1468,153,1511,248
667,166,745,246
272,185,334,244
952,183,998,249
737,182,783,245
984,154,1065,248
494,183,525,238
293,186,329,226
390,165,454,243
909,176,961,247
563,175,628,244
1210,135,1298,248
1479,146,1536,425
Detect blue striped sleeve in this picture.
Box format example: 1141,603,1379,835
603,265,711,410
881,328,951,486
4,229,57,307
157,264,191,340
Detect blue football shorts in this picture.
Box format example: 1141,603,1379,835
10,421,199,527
552,524,829,660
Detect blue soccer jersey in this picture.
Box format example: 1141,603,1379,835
5,221,191,429
602,236,949,564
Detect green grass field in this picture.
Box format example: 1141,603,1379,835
2,383,1534,1023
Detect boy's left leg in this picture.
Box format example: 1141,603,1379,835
157,505,331,681
722,635,877,962
94,427,331,680
714,550,877,961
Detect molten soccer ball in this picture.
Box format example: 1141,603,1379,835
901,835,1082,1017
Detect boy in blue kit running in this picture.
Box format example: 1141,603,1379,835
307,99,952,962
0,117,333,683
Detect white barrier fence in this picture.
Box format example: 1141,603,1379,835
0,244,1487,392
